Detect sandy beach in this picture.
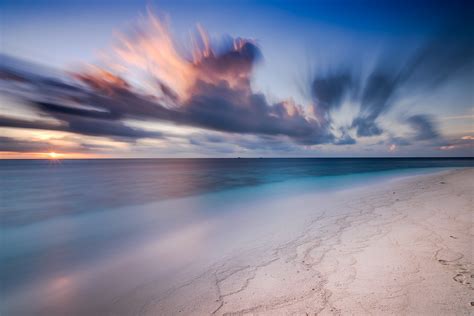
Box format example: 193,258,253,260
136,168,473,315
2,167,472,316
2,1,473,314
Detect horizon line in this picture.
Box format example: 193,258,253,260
1,156,473,160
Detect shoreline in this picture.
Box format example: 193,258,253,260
144,168,473,315
2,168,472,315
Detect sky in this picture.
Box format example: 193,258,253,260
0,0,473,158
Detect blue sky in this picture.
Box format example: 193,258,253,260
0,0,472,157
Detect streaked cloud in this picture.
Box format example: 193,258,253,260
0,9,472,157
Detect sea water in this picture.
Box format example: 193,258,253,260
1,158,472,314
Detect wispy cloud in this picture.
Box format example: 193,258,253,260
0,10,472,157
0,12,334,147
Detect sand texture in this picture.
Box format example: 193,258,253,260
139,169,473,315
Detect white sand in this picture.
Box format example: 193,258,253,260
140,168,473,315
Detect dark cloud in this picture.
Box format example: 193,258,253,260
0,136,51,153
388,136,411,146
311,70,353,115
1,17,472,155
0,110,162,140
188,133,226,146
0,115,65,131
438,136,474,155
333,133,356,145
308,22,473,139
353,25,473,136
182,80,333,144
0,135,122,155
406,115,439,141
350,117,383,137
0,40,335,146
381,115,439,148
0,13,342,148
233,136,299,152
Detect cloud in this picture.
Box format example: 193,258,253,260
0,136,52,153
333,133,356,145
0,135,108,154
438,135,474,153
187,132,305,156
311,70,354,116
182,80,333,144
0,12,472,156
306,22,473,139
388,136,411,146
352,25,473,137
311,21,474,143
0,57,333,144
406,114,439,141
350,116,383,137
0,110,163,140
0,12,337,147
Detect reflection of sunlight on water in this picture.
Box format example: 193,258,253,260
3,219,218,315
89,220,218,312
42,275,77,314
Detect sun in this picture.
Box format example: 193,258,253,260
46,152,63,163
48,152,60,159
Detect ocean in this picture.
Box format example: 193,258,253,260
1,158,473,314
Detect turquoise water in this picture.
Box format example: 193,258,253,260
1,158,473,226
0,158,472,314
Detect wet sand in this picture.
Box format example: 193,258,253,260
141,168,473,315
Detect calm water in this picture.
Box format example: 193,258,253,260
1,158,473,314
1,158,473,226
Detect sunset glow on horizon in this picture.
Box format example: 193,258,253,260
0,2,473,315
1,0,472,158
0,151,105,160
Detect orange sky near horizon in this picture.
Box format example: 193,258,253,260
0,151,107,159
